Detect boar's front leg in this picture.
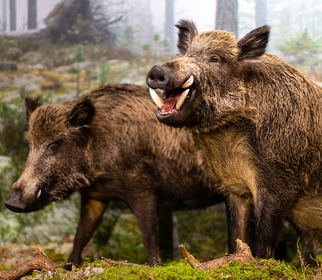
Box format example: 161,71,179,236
252,191,285,258
225,193,252,253
128,194,162,266
64,193,108,270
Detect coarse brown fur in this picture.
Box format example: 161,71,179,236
146,20,322,258
5,83,224,267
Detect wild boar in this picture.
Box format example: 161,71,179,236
146,20,322,259
4,83,224,267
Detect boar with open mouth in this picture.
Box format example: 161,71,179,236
146,20,322,259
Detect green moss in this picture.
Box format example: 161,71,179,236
44,249,68,264
28,258,322,280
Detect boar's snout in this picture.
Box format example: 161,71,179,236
146,65,170,89
5,189,28,213
5,181,44,213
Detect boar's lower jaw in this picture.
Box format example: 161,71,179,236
155,88,198,127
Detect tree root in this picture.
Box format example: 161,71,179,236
0,245,58,280
179,239,256,270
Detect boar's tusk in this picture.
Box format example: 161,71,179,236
36,189,42,199
176,89,190,111
149,88,164,109
181,75,194,89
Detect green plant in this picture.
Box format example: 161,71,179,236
99,57,111,86
275,29,322,66
68,45,86,96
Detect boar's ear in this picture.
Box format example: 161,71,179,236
175,19,198,55
69,98,95,127
237,25,270,61
25,97,41,121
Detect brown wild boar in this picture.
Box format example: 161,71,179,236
5,83,224,267
146,20,322,259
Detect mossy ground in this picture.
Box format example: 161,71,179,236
23,258,322,280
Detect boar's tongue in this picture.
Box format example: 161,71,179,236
163,93,181,112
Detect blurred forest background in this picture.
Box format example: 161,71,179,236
0,0,322,269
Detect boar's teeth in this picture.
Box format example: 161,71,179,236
149,88,164,109
175,89,190,111
36,189,41,199
181,75,194,89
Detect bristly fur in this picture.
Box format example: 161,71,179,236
147,21,322,260
6,83,223,267
175,19,198,55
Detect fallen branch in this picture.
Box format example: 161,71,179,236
0,245,58,280
179,239,256,270
101,257,150,268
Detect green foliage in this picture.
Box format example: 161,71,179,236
98,210,149,264
99,57,111,86
68,45,87,96
176,205,228,261
74,45,86,64
275,29,322,66
68,66,80,75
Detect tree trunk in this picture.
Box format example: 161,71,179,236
9,0,15,31
165,0,175,53
2,0,7,31
255,0,267,27
28,0,37,29
215,0,238,37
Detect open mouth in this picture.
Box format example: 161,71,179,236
149,75,196,116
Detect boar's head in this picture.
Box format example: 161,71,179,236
5,97,95,213
146,20,269,129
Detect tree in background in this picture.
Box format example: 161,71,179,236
27,0,37,29
165,0,175,53
9,0,15,31
255,0,267,27
110,0,154,54
2,0,7,31
44,0,121,45
275,28,322,67
215,0,238,36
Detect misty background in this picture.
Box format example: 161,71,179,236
1,0,322,57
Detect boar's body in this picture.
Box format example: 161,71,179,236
146,21,322,258
5,83,222,266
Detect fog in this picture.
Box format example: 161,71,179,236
2,0,322,56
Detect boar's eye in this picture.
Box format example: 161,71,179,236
211,55,220,63
48,140,62,153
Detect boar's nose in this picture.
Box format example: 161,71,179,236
5,191,27,213
146,65,170,89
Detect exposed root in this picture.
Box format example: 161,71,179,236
179,239,256,270
0,245,58,280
